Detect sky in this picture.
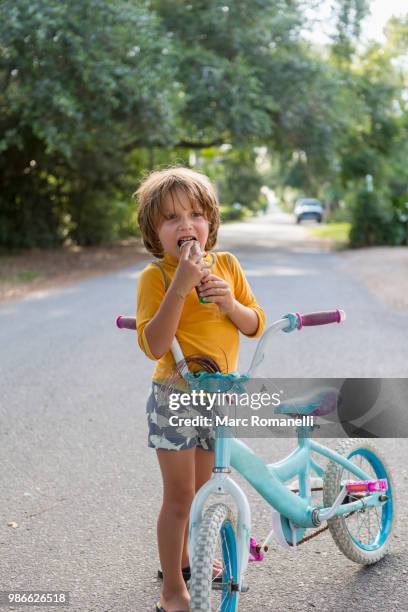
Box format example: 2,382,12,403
362,0,407,42
306,0,407,45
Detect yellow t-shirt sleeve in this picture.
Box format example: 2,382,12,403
136,264,165,360
229,253,266,338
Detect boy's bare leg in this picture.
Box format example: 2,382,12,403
180,448,222,574
195,446,214,491
180,446,213,567
181,522,190,569
156,447,196,612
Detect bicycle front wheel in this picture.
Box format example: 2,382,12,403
189,503,239,612
323,439,396,564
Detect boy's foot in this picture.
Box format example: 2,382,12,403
210,558,223,580
155,604,189,612
157,588,190,612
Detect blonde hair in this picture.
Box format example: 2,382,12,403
135,166,220,258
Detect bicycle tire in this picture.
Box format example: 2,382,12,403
189,503,239,612
323,439,396,564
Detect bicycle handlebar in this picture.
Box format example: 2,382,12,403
116,309,345,379
295,309,345,329
116,309,346,334
116,315,136,330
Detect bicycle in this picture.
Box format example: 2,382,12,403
117,309,396,612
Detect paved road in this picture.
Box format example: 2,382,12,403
1,212,407,611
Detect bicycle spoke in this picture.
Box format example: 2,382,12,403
210,524,234,611
373,506,381,532
367,504,372,543
355,510,364,543
342,454,384,547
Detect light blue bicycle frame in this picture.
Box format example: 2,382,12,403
188,318,386,592
189,426,382,592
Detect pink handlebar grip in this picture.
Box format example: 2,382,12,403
296,309,345,330
116,315,136,330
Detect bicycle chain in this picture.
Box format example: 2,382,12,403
296,524,329,545
289,486,358,545
287,487,329,545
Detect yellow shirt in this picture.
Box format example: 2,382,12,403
136,251,266,382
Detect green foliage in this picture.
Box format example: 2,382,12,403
151,0,302,145
349,188,404,247
0,0,180,247
327,206,352,224
217,149,265,213
309,222,351,246
192,146,266,218
330,0,370,61
220,204,248,222
0,0,407,249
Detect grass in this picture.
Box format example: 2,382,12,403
308,222,351,246
0,268,42,283
15,271,42,283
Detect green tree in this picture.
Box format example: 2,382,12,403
349,187,403,247
330,0,370,62
2,0,406,248
0,0,180,247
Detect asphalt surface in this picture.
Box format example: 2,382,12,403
1,212,407,611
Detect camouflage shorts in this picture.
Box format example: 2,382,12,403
146,383,215,452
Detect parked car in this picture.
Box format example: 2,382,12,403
294,198,324,224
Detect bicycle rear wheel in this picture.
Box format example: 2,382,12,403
323,439,396,564
189,503,239,612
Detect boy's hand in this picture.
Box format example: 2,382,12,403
171,241,210,297
197,273,235,314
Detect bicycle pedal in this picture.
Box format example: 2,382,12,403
249,536,265,562
345,479,388,493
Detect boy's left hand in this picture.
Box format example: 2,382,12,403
197,274,235,314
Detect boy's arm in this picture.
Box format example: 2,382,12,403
228,253,265,337
225,301,260,336
197,253,265,337
144,286,186,359
197,286,260,335
141,244,210,359
198,278,262,336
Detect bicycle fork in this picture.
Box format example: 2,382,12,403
189,472,251,593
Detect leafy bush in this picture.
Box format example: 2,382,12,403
349,188,404,247
326,206,352,223
220,203,248,222
0,0,179,248
206,148,266,213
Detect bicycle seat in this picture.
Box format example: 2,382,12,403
275,387,338,417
